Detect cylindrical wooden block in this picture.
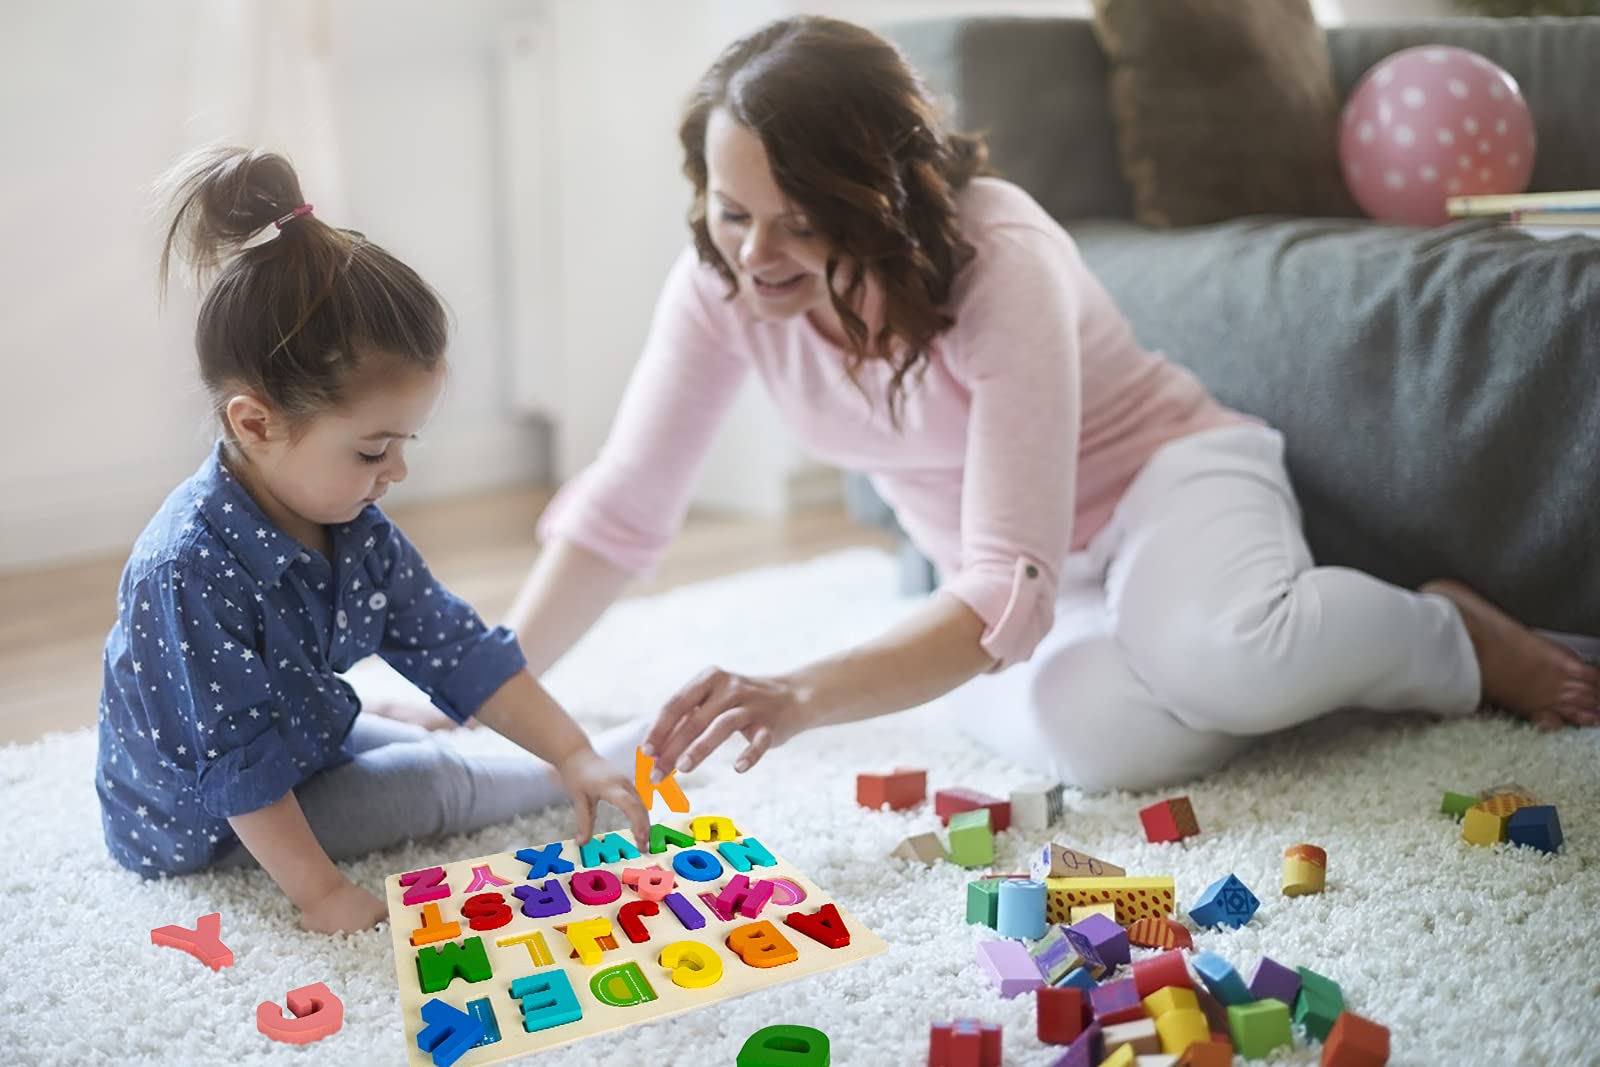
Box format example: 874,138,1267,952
1282,843,1327,896
996,878,1048,940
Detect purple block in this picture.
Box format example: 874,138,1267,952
1048,1021,1103,1067
662,891,706,931
1089,977,1143,1023
1062,926,1108,977
1067,912,1130,969
977,939,1046,998
511,878,571,919
1249,956,1302,1005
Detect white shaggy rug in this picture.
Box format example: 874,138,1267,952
3,548,1597,1066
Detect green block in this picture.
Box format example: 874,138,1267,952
1227,998,1292,1059
1294,966,1345,1041
1441,791,1479,820
948,809,994,868
737,1023,831,1066
650,823,695,854
416,935,492,994
966,878,1002,926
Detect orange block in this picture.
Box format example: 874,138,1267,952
857,768,926,810
1178,1041,1234,1067
1321,1010,1390,1066
635,748,690,813
1128,917,1193,950
408,903,462,947
725,920,799,968
256,982,344,1045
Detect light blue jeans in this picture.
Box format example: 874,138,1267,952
214,713,645,867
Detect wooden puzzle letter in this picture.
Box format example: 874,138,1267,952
149,911,233,970
463,997,502,1049
659,940,725,989
515,842,574,879
649,822,697,854
409,902,462,947
590,961,659,1007
714,874,777,920
662,891,707,931
513,878,571,919
622,865,676,901
461,892,513,932
256,982,344,1045
717,836,777,873
463,864,512,892
569,869,623,906
415,936,493,995
618,899,660,944
416,998,484,1067
783,902,851,949
399,866,451,906
635,747,691,813
691,815,740,842
508,970,583,1035
673,848,724,882
726,921,799,969
579,832,642,867
737,1023,832,1066
563,917,614,966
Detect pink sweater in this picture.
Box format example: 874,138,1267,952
539,178,1249,670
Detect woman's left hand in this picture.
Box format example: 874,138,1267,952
643,667,816,778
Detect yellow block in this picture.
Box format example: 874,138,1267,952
1282,843,1327,896
1100,1044,1136,1067
1155,1009,1210,1056
1463,804,1509,846
1045,876,1175,925
1144,986,1199,1017
1071,902,1118,924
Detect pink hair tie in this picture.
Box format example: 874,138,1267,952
274,203,314,230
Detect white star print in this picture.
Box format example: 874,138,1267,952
132,661,142,674
135,805,148,818
256,528,268,539
209,682,221,692
176,745,187,756
249,709,260,719
222,502,233,513
207,749,218,759
240,649,254,662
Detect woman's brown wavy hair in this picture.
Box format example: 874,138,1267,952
679,16,992,425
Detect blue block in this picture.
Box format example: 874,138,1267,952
416,999,486,1067
509,969,583,1034
1055,965,1099,992
1507,806,1563,853
996,878,1048,940
1189,874,1260,929
1193,950,1254,1006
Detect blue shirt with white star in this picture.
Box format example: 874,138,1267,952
95,443,527,876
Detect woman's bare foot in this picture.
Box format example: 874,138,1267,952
364,700,462,731
1422,579,1600,731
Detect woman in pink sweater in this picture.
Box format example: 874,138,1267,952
505,17,1596,791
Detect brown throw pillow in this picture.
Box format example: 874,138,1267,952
1092,0,1357,227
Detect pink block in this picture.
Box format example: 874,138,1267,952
398,866,450,906
714,874,776,919
977,940,1044,999
150,912,233,971
256,982,344,1045
622,865,676,902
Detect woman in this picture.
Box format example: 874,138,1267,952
502,16,1596,792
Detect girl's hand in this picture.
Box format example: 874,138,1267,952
297,880,388,935
558,747,653,849
643,668,815,779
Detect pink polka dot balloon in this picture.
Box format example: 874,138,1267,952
1339,46,1536,226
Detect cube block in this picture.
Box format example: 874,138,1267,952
1139,797,1199,843
1155,1008,1210,1056
1037,986,1088,1046
967,879,1001,927
1191,952,1252,1007
1188,874,1258,929
1320,1010,1390,1066
1143,986,1199,1018
1031,925,1088,986
1067,912,1130,968
1132,949,1193,999
1248,956,1301,1005
1506,805,1563,853
1227,998,1292,1059
949,809,995,868
1090,978,1145,1025
1011,781,1066,830
1294,967,1345,1042
1103,1017,1161,1058
928,1017,1002,1067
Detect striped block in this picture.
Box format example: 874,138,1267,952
1127,917,1193,951
1045,876,1175,925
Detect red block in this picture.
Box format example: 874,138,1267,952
1139,796,1199,843
1178,1039,1234,1067
1036,986,1088,1045
857,768,927,810
929,1018,1002,1066
1132,948,1193,998
935,787,1011,832
1321,1011,1391,1066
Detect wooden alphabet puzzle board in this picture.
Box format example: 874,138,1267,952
385,815,886,1064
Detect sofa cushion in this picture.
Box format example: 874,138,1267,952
1071,217,1600,634
1090,0,1357,227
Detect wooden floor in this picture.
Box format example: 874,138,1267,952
0,486,894,747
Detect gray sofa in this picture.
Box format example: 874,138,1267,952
858,16,1599,635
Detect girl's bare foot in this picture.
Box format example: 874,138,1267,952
364,700,461,731
1422,579,1600,731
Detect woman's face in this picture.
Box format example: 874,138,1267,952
704,108,834,323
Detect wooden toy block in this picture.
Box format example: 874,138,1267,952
718,837,778,873
967,878,1002,926
1127,917,1192,951
977,939,1045,998
1321,1010,1391,1066
1226,998,1292,1059
649,822,696,853
996,878,1049,940
737,1023,831,1066
1057,966,1099,992
1100,1044,1137,1067
714,874,776,920
1068,911,1130,968
1132,949,1193,999
857,767,926,810
1011,780,1067,829
1031,842,1126,880
893,832,948,866
256,982,344,1046
1440,790,1479,820
1049,1021,1103,1067
1044,876,1175,925
461,892,513,932
928,1017,1002,1067
1090,977,1145,1025
508,970,583,1033
416,998,487,1067
416,936,493,995
1480,782,1537,802
1462,804,1509,846
658,940,723,988
1192,988,1230,1037
1138,797,1199,844
785,903,852,949
150,911,233,971
1060,925,1107,978
948,808,995,868
1143,986,1198,1018
409,902,463,947
1191,952,1251,1007
1283,843,1327,896
634,747,690,813
1070,903,1118,924
935,787,1011,831
1507,805,1564,853
1188,874,1258,929
514,842,574,880
1175,1040,1232,1067
1135,1056,1180,1067
1154,1008,1209,1056
1030,925,1088,985
1037,986,1089,1045
400,866,452,905
1294,966,1345,1041
1249,956,1301,1005
1103,1017,1161,1057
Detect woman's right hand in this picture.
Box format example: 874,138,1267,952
297,880,389,935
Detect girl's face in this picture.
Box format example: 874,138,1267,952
705,108,834,323
226,359,446,542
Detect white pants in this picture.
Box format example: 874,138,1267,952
947,424,1481,793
